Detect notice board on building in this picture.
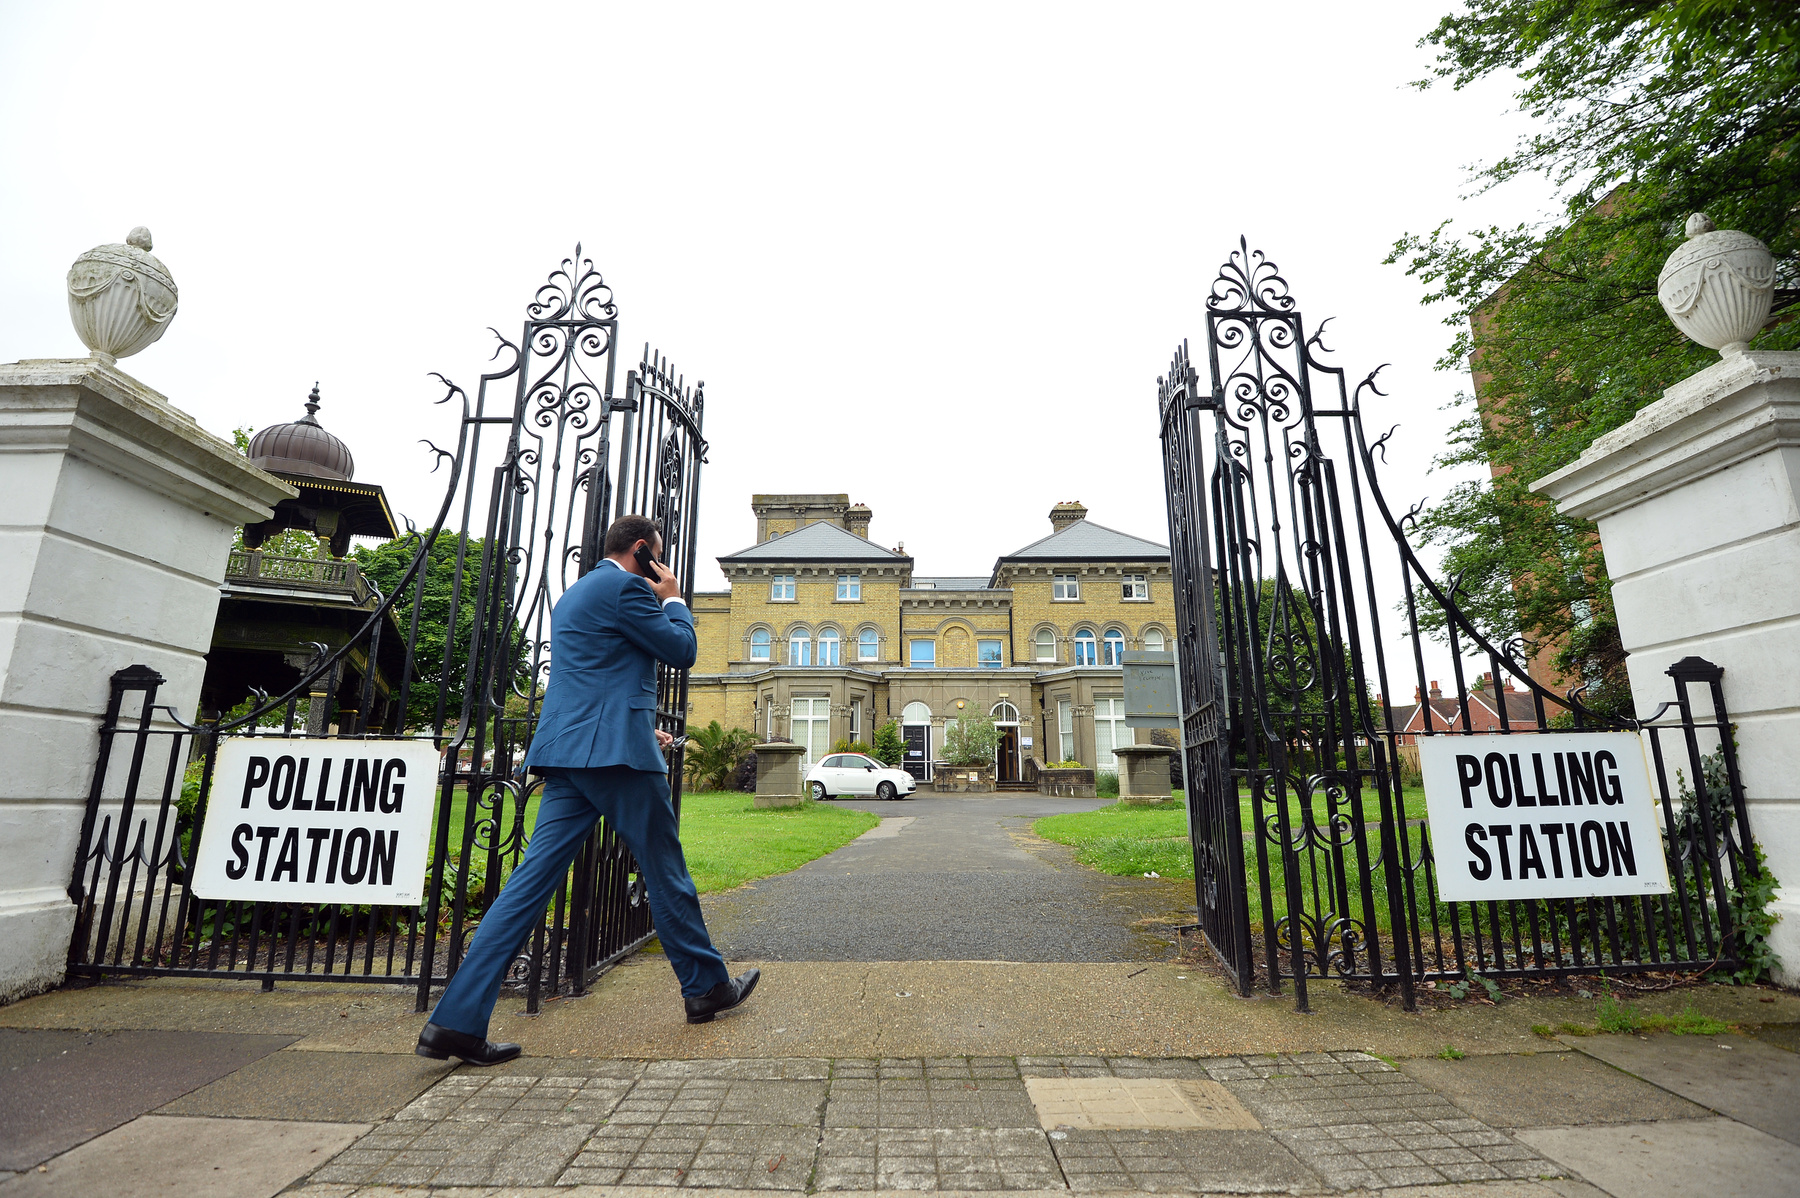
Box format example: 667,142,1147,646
190,738,443,905
1419,732,1672,903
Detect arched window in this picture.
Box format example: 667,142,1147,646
858,627,879,661
991,700,1020,723
749,628,771,661
902,701,932,724
1102,628,1126,666
1034,627,1057,662
788,627,811,666
1073,627,1097,666
1143,627,1166,654
817,627,840,667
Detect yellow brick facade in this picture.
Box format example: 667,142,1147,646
684,495,1176,779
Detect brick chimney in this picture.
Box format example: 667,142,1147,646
1428,681,1443,700
844,503,871,540
1050,501,1088,532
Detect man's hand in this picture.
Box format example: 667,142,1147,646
649,566,682,604
655,729,674,749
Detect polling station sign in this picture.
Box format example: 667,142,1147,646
1419,732,1671,903
190,738,443,905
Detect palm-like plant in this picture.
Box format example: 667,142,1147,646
683,720,756,792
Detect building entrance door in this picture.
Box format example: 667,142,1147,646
900,701,932,781
991,700,1021,782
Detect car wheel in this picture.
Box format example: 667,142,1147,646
876,781,896,801
810,781,828,801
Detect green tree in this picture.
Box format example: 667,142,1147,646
871,719,906,768
943,711,999,766
683,721,756,791
354,532,498,730
1388,1,1799,714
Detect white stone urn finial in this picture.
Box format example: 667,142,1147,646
66,227,180,364
1657,213,1774,358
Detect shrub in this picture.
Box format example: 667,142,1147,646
872,720,905,767
731,751,758,793
832,739,875,756
943,712,998,765
1096,769,1119,798
683,721,756,792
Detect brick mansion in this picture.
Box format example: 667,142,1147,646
686,494,1177,782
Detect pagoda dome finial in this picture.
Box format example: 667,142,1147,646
247,385,355,480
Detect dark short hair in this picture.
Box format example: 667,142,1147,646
604,515,662,556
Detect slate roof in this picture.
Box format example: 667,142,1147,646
908,577,996,591
996,519,1170,563
719,520,908,563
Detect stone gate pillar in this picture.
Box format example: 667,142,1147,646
0,231,293,1002
1532,216,1799,984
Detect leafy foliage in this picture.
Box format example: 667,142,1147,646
943,711,999,765
1674,746,1783,983
871,719,906,767
1389,2,1799,713
683,721,757,792
353,532,497,730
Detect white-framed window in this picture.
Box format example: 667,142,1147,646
858,627,879,660
1102,628,1126,666
749,627,771,661
1094,697,1127,770
910,639,936,668
991,700,1020,723
1053,574,1080,601
771,574,796,601
850,698,862,743
978,639,1003,668
792,696,831,765
1122,574,1148,601
818,627,840,666
789,627,811,666
1072,627,1097,667
1057,699,1075,761
1034,627,1057,661
1143,627,1166,654
837,573,861,601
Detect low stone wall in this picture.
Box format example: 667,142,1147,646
1034,761,1096,799
931,762,995,794
1114,745,1176,805
752,742,808,808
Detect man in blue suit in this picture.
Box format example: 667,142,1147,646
417,515,759,1065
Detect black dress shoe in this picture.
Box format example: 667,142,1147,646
685,968,761,1024
415,1021,522,1066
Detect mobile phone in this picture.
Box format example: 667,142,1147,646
634,542,664,582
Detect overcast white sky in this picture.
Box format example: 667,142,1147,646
1,1,1553,693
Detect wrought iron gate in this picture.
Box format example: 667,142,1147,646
1159,240,1762,1010
66,248,708,1013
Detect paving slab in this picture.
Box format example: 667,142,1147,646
814,1126,1067,1191
1048,1127,1318,1192
0,1029,296,1171
1023,1077,1261,1130
0,1114,365,1198
158,1049,455,1122
1744,1021,1800,1053
1516,1116,1800,1198
1563,1031,1800,1145
1398,1050,1710,1127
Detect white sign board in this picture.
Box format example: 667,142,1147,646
191,738,443,905
1419,732,1671,903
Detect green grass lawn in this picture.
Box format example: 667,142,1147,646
433,785,877,895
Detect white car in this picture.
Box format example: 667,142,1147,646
806,752,917,801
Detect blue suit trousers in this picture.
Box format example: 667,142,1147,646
430,766,730,1036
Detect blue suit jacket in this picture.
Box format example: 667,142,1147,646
524,560,697,774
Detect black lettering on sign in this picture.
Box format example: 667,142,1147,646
1465,824,1492,880
1553,753,1571,807
241,757,270,809
311,758,334,811
326,828,343,883
1532,754,1554,809
1567,753,1597,805
227,824,252,878
1596,751,1623,805
292,758,312,810
1518,825,1545,879
1580,819,1609,876
268,756,296,810
1489,824,1515,880
334,759,353,811
341,827,372,884
305,828,330,883
1509,756,1538,808
379,759,405,814
352,760,380,813
1456,756,1482,808
1484,753,1512,807
254,826,280,881
271,827,300,883
1540,823,1568,878
1566,822,1583,877
369,830,399,886
1607,821,1637,875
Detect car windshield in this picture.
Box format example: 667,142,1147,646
849,755,878,768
